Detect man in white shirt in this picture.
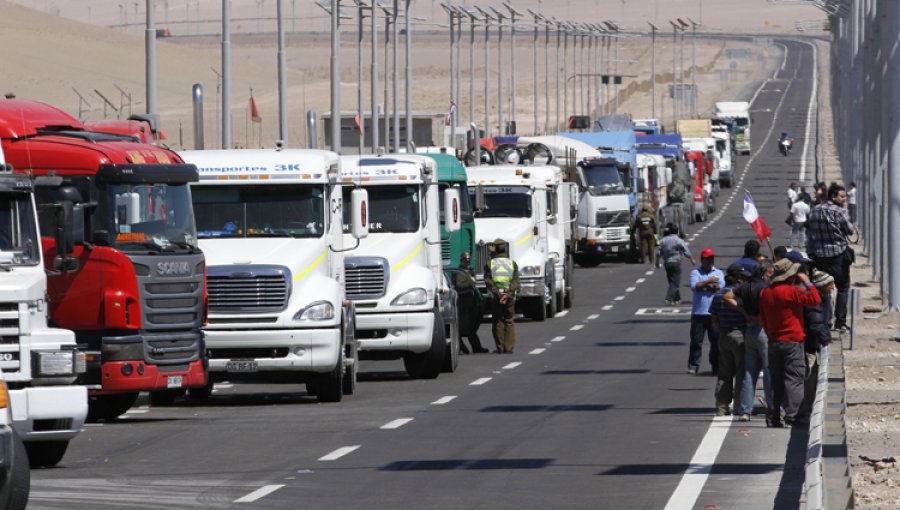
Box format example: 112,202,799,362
786,183,798,211
847,182,857,224
789,198,810,250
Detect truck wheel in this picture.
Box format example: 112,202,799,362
441,309,460,373
403,308,445,380
188,381,214,399
528,297,546,322
24,440,69,468
342,344,358,395
149,389,184,407
7,432,29,510
545,283,557,319
87,392,139,422
563,256,574,309
315,355,344,403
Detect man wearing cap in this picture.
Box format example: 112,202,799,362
453,252,488,354
656,223,696,305
759,258,822,427
484,239,520,354
688,248,725,375
636,206,658,265
710,264,751,415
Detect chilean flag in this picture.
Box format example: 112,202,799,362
743,193,772,242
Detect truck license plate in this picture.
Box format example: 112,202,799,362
226,361,258,373
610,246,619,253
167,375,183,388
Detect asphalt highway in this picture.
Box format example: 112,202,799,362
28,38,818,510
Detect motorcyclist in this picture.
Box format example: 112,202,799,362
778,132,794,154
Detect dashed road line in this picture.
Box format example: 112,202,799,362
555,310,569,317
663,417,732,509
381,418,414,430
614,296,625,301
529,348,546,355
626,287,636,292
570,324,584,331
470,377,492,386
234,485,286,503
319,445,361,461
125,409,148,414
636,278,646,283
602,305,613,310
503,361,522,369
587,314,599,320
645,270,655,276
551,336,566,342
432,396,457,405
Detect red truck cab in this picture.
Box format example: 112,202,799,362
685,150,709,223
0,99,207,420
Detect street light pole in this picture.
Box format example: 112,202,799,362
392,0,400,153
222,0,232,149
555,20,561,132
544,19,550,132
355,1,369,154
689,18,698,118
490,7,505,135
563,23,568,126
277,0,288,146
461,6,483,164
476,7,492,139
404,0,412,152
371,0,379,151
649,22,658,119
443,3,457,150
505,2,521,133
529,10,539,134
678,18,688,121
669,20,679,124
330,0,341,152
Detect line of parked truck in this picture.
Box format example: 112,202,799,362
0,96,751,506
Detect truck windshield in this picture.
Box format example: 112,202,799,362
192,184,325,239
474,186,532,218
102,183,198,252
581,165,626,196
343,185,420,233
0,192,40,267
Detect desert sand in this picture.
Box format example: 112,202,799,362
2,0,823,149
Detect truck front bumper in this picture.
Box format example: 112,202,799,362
578,238,631,255
9,386,87,442
98,359,207,393
204,328,341,374
355,311,434,354
517,277,546,298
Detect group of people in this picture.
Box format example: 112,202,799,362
659,181,856,427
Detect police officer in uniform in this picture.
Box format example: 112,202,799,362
636,206,658,264
453,252,488,353
484,239,520,354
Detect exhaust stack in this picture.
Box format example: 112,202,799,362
192,84,204,149
307,111,318,149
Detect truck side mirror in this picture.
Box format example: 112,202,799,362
443,188,461,233
92,230,111,247
475,184,485,212
351,188,369,239
637,178,646,193
548,190,559,222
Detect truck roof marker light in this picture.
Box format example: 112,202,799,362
398,175,408,180
515,169,523,175
259,175,270,180
217,175,229,180
239,175,249,180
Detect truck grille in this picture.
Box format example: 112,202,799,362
145,332,203,365
441,240,452,266
345,257,389,300
596,211,630,227
133,255,205,331
0,302,20,373
475,244,490,277
207,266,290,313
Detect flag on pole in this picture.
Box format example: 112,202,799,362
445,100,457,126
248,94,262,123
742,192,772,242
355,114,364,136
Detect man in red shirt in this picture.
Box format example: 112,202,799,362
759,258,821,427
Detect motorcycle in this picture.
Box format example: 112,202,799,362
779,139,793,156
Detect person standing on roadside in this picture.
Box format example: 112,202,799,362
797,268,834,424
759,258,822,428
687,248,725,375
788,198,810,251
656,223,696,305
786,182,798,210
847,182,857,224
454,252,488,354
484,239,519,354
711,264,751,416
636,206,658,265
726,259,775,422
807,183,855,331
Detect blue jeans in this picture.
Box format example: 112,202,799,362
689,314,719,372
664,261,682,302
739,322,771,415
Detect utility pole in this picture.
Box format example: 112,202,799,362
330,0,341,152
528,9,539,135
371,0,379,151
145,0,157,117
461,6,483,164
393,0,400,153
505,2,521,134
544,18,550,132
222,0,232,149
354,0,369,154
277,0,288,145
669,20,679,125
555,20,562,132
404,0,412,151
490,6,505,134
649,22,658,119
443,3,457,150
476,7,493,139
689,18,698,118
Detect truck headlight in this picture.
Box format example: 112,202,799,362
390,288,428,306
32,351,76,377
520,265,542,276
293,301,335,321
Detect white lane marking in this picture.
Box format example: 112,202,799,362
551,336,566,342
587,314,600,320
470,377,492,386
381,418,414,430
614,296,625,301
626,287,636,292
662,416,733,510
636,278,646,283
125,409,148,414
216,383,234,389
234,484,286,503
645,270,655,276
529,348,546,355
319,445,361,461
570,324,584,331
799,41,818,181
503,361,522,369
84,423,103,427
432,395,457,405
555,309,569,317
602,305,613,310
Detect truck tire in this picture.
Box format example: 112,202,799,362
188,381,214,399
149,389,184,407
342,314,358,395
314,354,344,403
6,432,29,510
87,392,139,422
441,309,460,373
25,440,69,468
545,282,557,319
528,297,546,322
403,308,445,380
563,255,574,309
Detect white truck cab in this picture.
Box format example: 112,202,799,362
467,165,561,321
0,156,87,469
339,154,461,379
182,149,361,402
711,126,734,188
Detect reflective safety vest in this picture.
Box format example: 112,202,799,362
490,257,514,291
